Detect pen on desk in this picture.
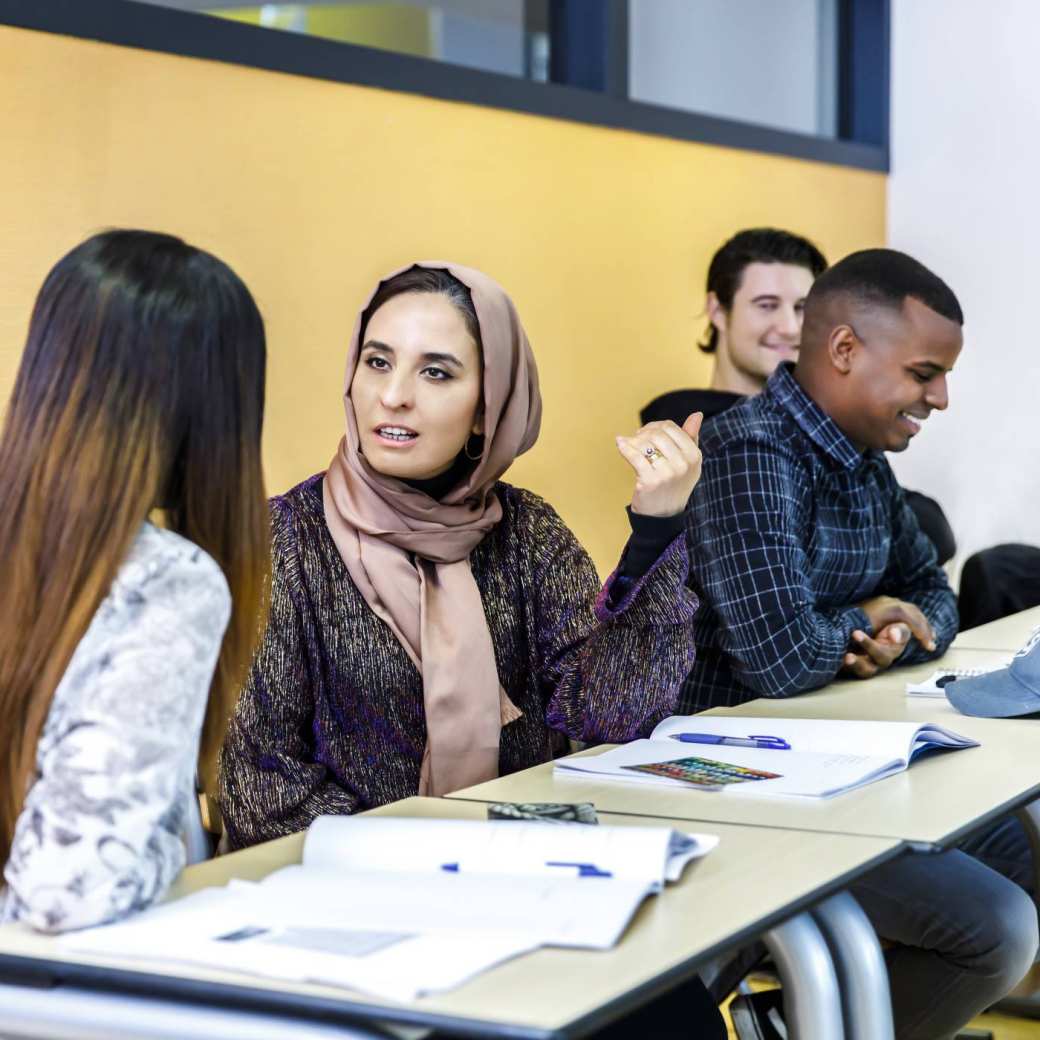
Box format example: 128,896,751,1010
440,860,613,878
544,861,613,878
668,733,791,750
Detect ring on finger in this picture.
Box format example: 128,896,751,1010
643,445,665,466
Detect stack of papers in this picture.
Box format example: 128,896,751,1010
62,815,717,1002
554,715,979,798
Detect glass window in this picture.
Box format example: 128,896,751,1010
628,0,839,139
147,1,548,80
134,0,882,163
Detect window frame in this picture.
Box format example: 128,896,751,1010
0,0,889,172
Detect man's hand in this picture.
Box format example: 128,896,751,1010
842,624,909,678
857,595,937,651
841,596,938,680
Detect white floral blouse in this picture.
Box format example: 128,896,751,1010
1,523,230,933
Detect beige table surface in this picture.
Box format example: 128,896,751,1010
0,797,900,1039
954,605,1040,651
449,647,1040,847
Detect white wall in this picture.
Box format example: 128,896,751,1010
629,0,836,137
887,0,1040,560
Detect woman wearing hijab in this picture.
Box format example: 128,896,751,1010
220,261,723,1039
220,261,725,1034
219,262,703,835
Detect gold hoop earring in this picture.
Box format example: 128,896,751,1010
464,434,484,461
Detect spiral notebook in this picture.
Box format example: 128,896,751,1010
906,660,1009,697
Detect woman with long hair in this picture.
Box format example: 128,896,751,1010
0,229,270,932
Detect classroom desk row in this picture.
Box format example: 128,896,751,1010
451,645,1039,848
952,603,1040,652
0,798,897,1040
1,608,1037,1040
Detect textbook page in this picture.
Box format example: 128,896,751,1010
253,866,652,947
303,816,717,891
554,738,903,798
63,814,722,1001
649,715,977,760
62,886,538,1003
555,714,979,798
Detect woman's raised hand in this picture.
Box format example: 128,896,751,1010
615,412,703,518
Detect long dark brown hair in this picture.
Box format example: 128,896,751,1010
0,230,270,864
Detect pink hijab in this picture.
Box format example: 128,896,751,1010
323,262,542,796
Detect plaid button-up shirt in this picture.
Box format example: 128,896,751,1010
680,363,956,714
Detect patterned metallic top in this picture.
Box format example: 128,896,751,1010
680,362,956,713
219,474,698,850
1,524,230,933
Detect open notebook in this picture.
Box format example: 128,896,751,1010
554,715,979,798
63,815,717,1002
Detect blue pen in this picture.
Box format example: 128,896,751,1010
440,861,612,878
669,733,791,750
544,861,613,878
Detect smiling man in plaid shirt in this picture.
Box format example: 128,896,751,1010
681,247,1038,1039
682,248,960,713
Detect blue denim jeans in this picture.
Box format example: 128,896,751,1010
849,815,1038,1040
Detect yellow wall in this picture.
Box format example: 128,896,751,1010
0,24,885,574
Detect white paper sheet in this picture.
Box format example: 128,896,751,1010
906,662,1007,697
303,816,716,892
248,866,654,948
63,815,721,1001
63,887,538,1002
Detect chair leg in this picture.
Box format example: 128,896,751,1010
763,911,844,1040
811,892,894,1040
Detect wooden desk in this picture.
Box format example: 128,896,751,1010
0,798,899,1039
954,605,1040,651
449,647,1040,847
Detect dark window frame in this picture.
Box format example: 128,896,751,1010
0,0,888,172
